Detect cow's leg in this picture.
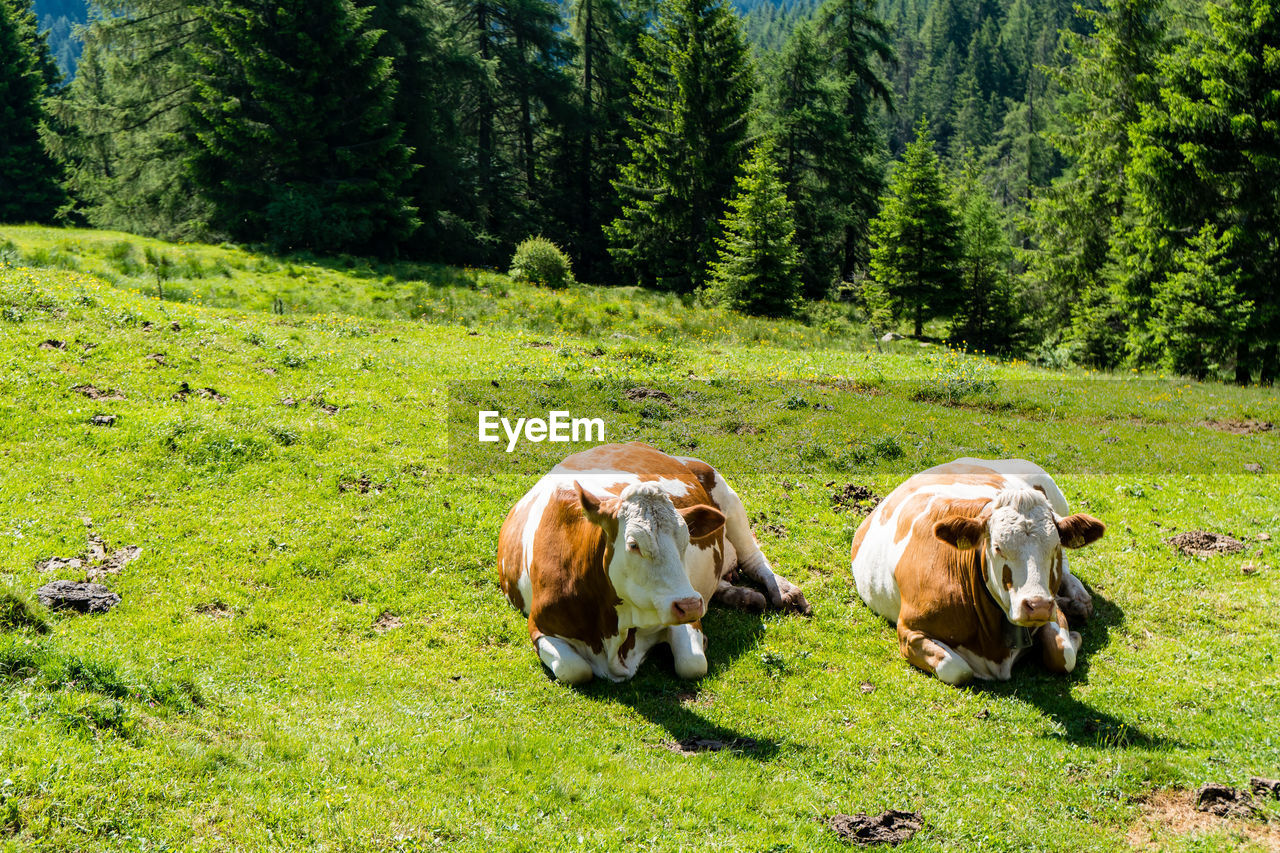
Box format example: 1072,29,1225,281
1038,610,1082,674
536,636,593,684
1055,559,1094,620
712,577,766,612
667,623,708,679
898,624,973,685
701,468,810,615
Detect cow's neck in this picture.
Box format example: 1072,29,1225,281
967,550,1023,655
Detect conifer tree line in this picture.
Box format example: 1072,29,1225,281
3,0,1280,382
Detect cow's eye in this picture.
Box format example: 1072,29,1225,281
626,539,641,553
993,545,1004,557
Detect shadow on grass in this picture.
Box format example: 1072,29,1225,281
973,583,1183,749
576,605,782,761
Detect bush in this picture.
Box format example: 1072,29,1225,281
508,237,574,289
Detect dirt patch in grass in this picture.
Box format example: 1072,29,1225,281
826,810,922,846
1205,418,1274,435
35,580,120,614
1167,531,1246,557
625,386,672,402
1195,784,1264,820
1128,789,1280,850
664,736,758,756
339,475,379,494
72,383,125,401
38,339,66,350
195,602,234,619
172,382,227,403
90,413,116,426
373,611,402,633
831,483,882,514
36,534,141,580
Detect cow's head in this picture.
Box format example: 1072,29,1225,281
934,488,1104,627
576,481,725,626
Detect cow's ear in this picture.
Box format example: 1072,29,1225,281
934,515,986,550
680,504,725,540
575,481,618,527
1057,514,1105,548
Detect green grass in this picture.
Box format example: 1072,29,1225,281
0,225,1278,851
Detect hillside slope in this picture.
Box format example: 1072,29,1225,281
1,227,1278,851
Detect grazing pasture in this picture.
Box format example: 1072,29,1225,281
0,226,1278,851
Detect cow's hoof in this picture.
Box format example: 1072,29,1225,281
716,585,766,613
1057,594,1094,621
778,586,812,616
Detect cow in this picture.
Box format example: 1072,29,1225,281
850,458,1104,685
498,442,810,684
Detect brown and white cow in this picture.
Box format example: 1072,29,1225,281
499,442,810,684
850,458,1104,685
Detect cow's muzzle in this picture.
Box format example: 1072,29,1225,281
669,595,705,624
1012,595,1056,627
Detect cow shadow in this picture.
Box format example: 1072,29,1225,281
969,583,1182,749
574,605,782,761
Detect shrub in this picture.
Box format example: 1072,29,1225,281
508,237,574,289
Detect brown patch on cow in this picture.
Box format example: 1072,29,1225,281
526,494,621,654
618,627,637,664
1001,565,1014,590
1205,418,1273,435
893,494,935,543
1128,789,1279,851
1168,531,1246,557
678,457,720,501
1038,609,1077,673
894,497,1010,666
850,517,872,564
497,499,531,613
826,811,923,846
1057,514,1106,549
72,384,125,401
876,466,1005,522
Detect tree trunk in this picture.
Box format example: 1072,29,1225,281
477,1,493,231
1235,341,1252,385
914,301,923,337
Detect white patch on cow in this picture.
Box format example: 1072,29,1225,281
536,636,593,684
954,645,1022,681
933,641,976,685
516,567,533,616
667,623,708,679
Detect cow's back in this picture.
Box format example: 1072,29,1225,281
850,459,1063,621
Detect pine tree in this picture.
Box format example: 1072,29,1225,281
868,119,962,336
0,0,65,222
1022,0,1168,365
366,0,476,256
56,0,212,238
1127,0,1280,383
555,0,645,280
449,0,575,256
705,139,801,316
187,0,418,254
950,162,1023,353
606,0,754,292
814,0,894,278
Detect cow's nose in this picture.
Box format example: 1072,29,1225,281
1020,596,1055,623
670,596,704,623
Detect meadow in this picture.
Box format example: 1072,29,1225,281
0,226,1278,852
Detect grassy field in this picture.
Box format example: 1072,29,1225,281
1,225,1278,852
